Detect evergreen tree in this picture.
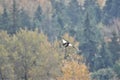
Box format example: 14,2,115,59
11,0,18,34
103,0,120,24
108,32,120,64
91,68,117,80
0,7,10,30
94,42,113,70
66,0,84,37
0,0,31,34
76,0,101,43
50,0,68,41
80,13,101,72
19,9,31,29
33,5,43,30
84,0,101,26
51,0,68,28
67,0,81,25
113,60,120,79
53,0,66,29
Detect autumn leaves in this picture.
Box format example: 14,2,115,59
0,29,90,80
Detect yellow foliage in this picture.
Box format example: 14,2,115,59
0,30,89,80
57,54,90,80
58,33,90,80
0,29,62,79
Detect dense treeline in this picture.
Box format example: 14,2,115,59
0,29,90,80
0,0,120,80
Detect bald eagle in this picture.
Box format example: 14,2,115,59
62,39,72,47
62,39,81,54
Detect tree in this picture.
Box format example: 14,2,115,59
84,0,101,26
66,0,84,37
0,31,15,80
91,68,118,80
11,29,60,80
0,29,63,80
56,33,90,80
33,5,43,30
50,0,69,41
0,6,12,31
80,13,102,72
103,0,120,24
67,0,81,25
57,54,90,80
1,7,9,30
0,0,31,34
113,60,120,79
108,32,120,64
94,41,113,70
11,0,19,34
18,9,31,29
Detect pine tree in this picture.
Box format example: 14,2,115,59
108,32,120,64
33,5,43,30
50,0,68,41
113,60,120,79
12,0,18,33
84,0,101,26
67,0,81,25
0,7,10,30
95,41,113,70
103,0,120,24
80,13,101,72
19,9,31,29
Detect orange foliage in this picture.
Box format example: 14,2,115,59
97,0,106,9
57,54,90,80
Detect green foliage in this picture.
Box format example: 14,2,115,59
96,42,113,69
0,29,90,80
84,0,101,25
11,0,19,34
18,9,31,29
108,33,120,64
67,0,81,25
113,60,120,78
91,68,117,80
33,5,43,29
0,7,11,31
0,0,31,34
50,0,69,41
66,0,84,37
103,0,120,24
0,0,120,79
80,13,102,72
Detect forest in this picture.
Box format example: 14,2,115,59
0,0,120,80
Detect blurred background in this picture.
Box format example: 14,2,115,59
0,0,120,80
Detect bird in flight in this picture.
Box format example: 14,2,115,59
62,39,81,54
62,39,72,48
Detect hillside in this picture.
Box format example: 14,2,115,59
0,0,107,15
0,0,52,16
0,0,120,80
